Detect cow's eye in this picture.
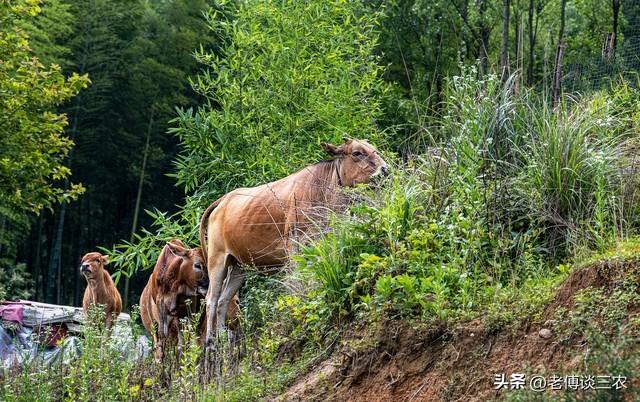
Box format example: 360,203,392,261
95,259,101,264
352,151,363,158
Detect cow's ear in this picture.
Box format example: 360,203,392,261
342,136,353,144
167,240,188,257
322,142,343,156
101,255,110,265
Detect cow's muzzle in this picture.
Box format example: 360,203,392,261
197,277,209,296
371,165,391,185
80,263,90,273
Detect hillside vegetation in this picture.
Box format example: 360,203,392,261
3,68,639,402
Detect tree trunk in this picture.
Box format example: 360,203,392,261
47,192,66,303
47,95,83,304
558,0,566,45
477,0,490,76
527,0,535,85
0,215,8,282
516,12,524,90
552,0,567,108
44,7,90,303
74,196,87,306
33,214,44,301
552,43,565,108
501,0,511,81
0,215,4,257
612,0,621,54
122,108,155,310
461,0,469,60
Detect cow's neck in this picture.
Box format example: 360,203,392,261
87,274,107,302
334,158,343,186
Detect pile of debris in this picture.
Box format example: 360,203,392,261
0,300,149,368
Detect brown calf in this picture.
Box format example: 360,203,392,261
80,252,123,329
140,240,239,360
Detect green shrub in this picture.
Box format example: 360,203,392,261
0,262,33,301
172,0,387,196
517,102,624,257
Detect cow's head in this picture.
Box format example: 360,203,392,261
163,240,208,314
322,138,389,186
80,252,109,280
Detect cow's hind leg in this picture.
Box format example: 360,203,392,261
217,263,244,334
203,251,229,382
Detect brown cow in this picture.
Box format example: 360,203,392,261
80,252,122,329
199,139,388,365
139,240,239,360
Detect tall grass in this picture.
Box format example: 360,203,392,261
518,103,623,256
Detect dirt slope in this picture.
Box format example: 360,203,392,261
274,258,640,401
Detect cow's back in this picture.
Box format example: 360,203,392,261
210,173,320,267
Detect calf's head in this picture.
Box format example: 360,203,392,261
322,138,389,186
160,240,208,314
80,252,109,281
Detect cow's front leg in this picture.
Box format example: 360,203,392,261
175,318,183,362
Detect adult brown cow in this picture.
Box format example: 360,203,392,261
140,240,240,360
80,252,122,329
199,138,388,361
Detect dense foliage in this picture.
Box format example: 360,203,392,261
3,0,637,306
5,0,218,304
289,75,638,333
0,0,88,299
173,0,386,196
0,0,87,217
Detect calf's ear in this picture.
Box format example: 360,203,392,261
167,240,188,257
321,142,343,156
101,255,110,265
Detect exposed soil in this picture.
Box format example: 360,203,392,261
274,258,640,402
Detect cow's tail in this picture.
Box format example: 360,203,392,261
199,196,224,265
